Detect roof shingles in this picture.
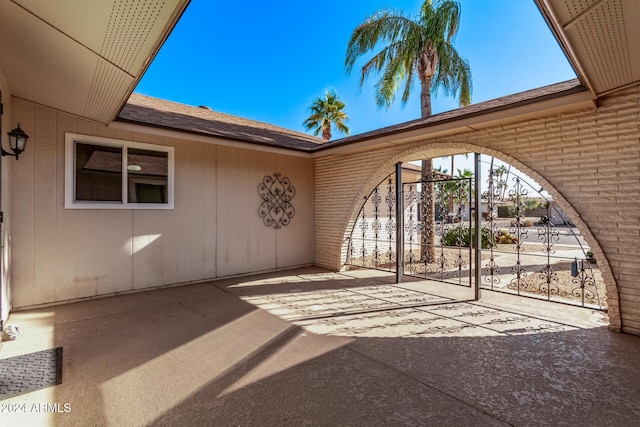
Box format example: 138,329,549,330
119,94,324,150
117,79,586,153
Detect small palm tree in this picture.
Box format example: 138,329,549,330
442,168,473,219
493,164,509,200
303,90,350,140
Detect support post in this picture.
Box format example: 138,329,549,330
395,162,403,283
474,153,481,301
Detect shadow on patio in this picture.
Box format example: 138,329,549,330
1,267,638,426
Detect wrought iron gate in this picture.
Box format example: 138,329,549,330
481,163,606,310
345,172,474,288
346,173,398,272
345,159,606,311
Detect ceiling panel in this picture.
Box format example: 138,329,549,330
0,0,188,123
0,1,101,116
564,0,632,93
538,0,640,96
555,0,600,23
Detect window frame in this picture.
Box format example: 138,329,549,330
65,133,174,210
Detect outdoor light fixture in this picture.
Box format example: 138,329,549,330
4,123,28,160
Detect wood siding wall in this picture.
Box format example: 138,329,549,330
0,75,13,323
10,98,314,308
315,84,640,335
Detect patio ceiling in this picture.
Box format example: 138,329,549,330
536,0,640,96
0,0,189,124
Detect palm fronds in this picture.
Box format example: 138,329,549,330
303,90,350,140
345,0,472,116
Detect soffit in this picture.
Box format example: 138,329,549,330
536,0,640,96
0,0,189,124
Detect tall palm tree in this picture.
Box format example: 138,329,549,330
303,90,350,141
345,0,472,261
345,0,471,116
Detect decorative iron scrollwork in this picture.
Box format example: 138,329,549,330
480,161,605,310
258,173,295,229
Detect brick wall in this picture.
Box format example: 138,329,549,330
315,84,640,335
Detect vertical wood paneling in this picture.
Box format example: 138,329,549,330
215,146,237,276
248,150,278,271
96,210,133,293
133,209,177,289
216,146,277,276
203,144,217,278
10,101,35,307
174,139,193,283
54,111,78,301
276,156,314,267
33,107,58,303
75,210,99,299
77,119,98,137
0,87,11,319
185,141,206,280
10,100,316,308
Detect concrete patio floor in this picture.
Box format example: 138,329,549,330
1,267,639,426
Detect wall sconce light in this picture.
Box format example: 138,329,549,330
4,123,28,160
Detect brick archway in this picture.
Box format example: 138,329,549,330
315,142,621,331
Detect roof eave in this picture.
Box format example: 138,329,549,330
312,83,594,157
114,82,594,157
110,2,192,124
110,118,314,157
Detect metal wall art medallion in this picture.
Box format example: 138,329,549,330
258,173,295,229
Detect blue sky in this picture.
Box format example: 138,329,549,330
136,0,577,137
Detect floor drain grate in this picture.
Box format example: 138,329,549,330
0,347,63,400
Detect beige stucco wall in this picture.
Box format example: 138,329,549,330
315,84,640,335
10,98,314,309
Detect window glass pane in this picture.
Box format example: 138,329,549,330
75,143,122,202
127,148,169,204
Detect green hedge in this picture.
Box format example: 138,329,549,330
497,206,514,218
442,226,493,249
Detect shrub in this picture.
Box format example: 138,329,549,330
442,226,493,249
497,206,513,218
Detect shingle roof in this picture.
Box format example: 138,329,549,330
317,79,586,151
118,94,325,150
117,79,587,153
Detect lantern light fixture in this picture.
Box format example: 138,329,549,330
4,123,28,160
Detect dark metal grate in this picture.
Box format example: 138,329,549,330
0,347,63,400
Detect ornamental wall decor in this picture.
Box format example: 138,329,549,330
258,173,295,229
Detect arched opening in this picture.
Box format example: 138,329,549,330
341,147,615,318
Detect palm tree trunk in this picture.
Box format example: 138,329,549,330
421,76,433,117
322,124,331,140
420,76,436,262
420,158,436,262
502,165,511,201
449,156,455,215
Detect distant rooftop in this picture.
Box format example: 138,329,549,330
117,79,587,153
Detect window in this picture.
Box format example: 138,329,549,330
65,133,174,209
